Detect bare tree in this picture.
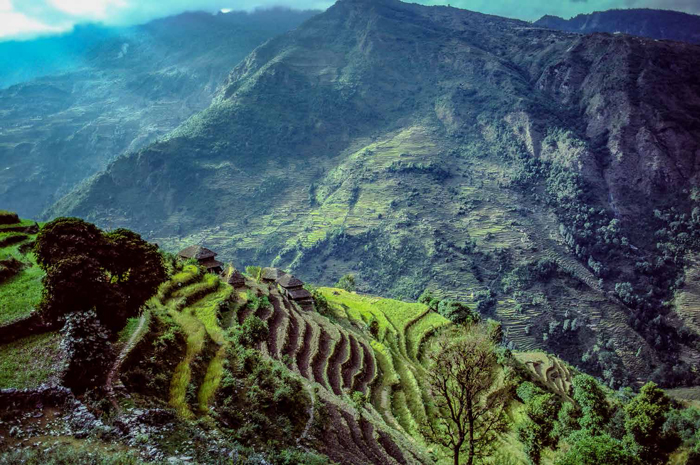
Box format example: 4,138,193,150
422,326,511,465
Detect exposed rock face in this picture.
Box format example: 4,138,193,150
50,0,700,382
535,9,700,44
0,9,318,218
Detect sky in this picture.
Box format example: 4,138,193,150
2,0,700,41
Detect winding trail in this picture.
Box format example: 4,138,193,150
106,313,148,409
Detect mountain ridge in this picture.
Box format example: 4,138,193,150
534,8,700,44
0,8,319,218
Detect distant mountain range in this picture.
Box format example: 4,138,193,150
535,8,700,44
0,8,317,217
48,0,700,386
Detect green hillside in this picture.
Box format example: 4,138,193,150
0,213,43,325
1,215,698,464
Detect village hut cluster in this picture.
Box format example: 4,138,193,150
262,267,314,310
177,246,314,311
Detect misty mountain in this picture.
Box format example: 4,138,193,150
50,0,700,385
0,8,318,217
535,8,700,44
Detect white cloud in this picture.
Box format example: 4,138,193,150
47,0,126,19
0,10,62,39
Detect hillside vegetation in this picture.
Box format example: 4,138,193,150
1,216,699,464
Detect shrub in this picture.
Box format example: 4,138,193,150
216,346,310,450
233,315,269,347
474,289,496,313
554,430,641,465
0,444,144,464
336,273,356,292
437,299,480,325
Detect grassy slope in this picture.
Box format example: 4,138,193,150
0,222,43,325
0,332,62,389
0,217,55,389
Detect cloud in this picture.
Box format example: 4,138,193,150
1,0,699,41
0,0,333,41
46,0,127,18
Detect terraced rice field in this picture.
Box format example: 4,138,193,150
211,283,445,463
0,220,43,325
124,266,431,463
144,266,235,417
515,352,575,401
311,289,450,441
667,386,700,408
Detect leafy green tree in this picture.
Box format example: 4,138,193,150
517,393,561,464
35,218,166,332
437,299,480,326
553,401,582,440
336,273,357,292
34,218,107,269
40,255,105,321
571,374,610,430
554,430,640,465
663,406,700,445
423,326,511,465
101,228,166,330
624,382,675,465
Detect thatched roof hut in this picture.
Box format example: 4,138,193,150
277,274,304,290
178,245,217,260
178,245,223,274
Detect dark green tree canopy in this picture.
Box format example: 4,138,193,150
624,382,675,465
571,374,610,431
35,217,166,332
554,431,641,465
